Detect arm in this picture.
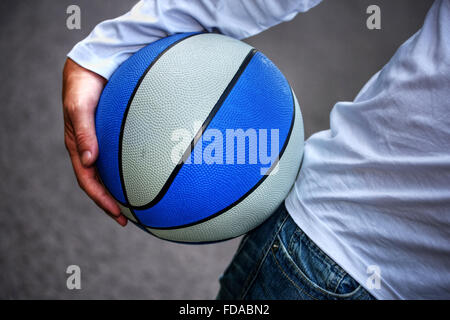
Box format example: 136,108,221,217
68,0,322,79
63,0,322,225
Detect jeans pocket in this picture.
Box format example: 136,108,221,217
281,224,368,299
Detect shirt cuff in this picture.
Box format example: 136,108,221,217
67,41,130,80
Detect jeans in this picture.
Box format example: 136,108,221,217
217,203,375,300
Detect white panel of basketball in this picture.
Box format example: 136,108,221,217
118,203,138,223
147,94,304,242
122,34,253,207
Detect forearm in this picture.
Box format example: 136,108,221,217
68,0,322,79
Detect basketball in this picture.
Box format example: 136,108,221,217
95,32,304,243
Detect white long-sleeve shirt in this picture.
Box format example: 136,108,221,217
68,0,450,299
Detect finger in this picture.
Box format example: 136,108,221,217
105,211,128,227
77,165,121,217
70,104,99,167
65,118,125,226
66,136,121,217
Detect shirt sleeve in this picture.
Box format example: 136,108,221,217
67,0,323,79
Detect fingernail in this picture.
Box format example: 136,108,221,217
81,151,92,166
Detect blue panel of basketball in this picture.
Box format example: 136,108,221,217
133,52,294,228
95,33,197,204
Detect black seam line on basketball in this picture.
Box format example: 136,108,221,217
143,87,297,230
131,219,237,244
127,48,257,212
116,32,204,222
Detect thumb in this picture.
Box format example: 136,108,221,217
71,106,99,167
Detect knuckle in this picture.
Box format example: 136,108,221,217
64,134,76,154
75,130,93,147
75,177,84,189
98,188,109,201
65,100,89,115
63,100,80,113
77,177,85,191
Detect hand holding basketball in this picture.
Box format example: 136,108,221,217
93,34,303,242
62,58,127,226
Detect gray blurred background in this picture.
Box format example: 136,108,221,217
0,0,433,299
